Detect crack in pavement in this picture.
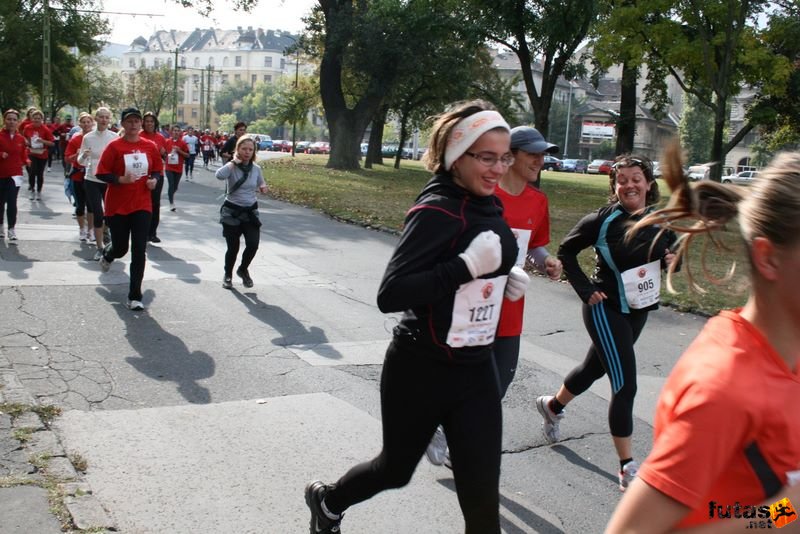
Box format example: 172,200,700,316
502,432,606,454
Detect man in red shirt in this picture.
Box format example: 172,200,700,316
0,109,28,241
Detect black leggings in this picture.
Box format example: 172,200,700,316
202,150,214,165
73,180,86,216
149,175,164,238
166,170,181,204
222,221,260,276
184,154,196,175
28,158,47,192
494,335,520,399
104,211,151,301
324,340,502,534
0,178,19,228
85,181,107,226
563,302,648,437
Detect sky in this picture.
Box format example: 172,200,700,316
99,0,318,45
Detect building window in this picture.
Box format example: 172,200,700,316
154,58,162,68
167,58,173,69
223,57,229,67
221,74,228,84
264,56,272,68
129,58,136,68
280,58,285,70
234,74,241,82
263,74,271,83
140,58,146,68
235,56,242,67
180,57,186,68
251,74,257,85
192,91,198,103
191,108,197,118
193,74,199,84
194,57,200,67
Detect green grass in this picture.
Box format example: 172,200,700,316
261,155,749,315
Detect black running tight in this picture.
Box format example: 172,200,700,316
222,221,260,276
28,158,47,192
563,302,648,437
324,340,502,534
104,211,151,301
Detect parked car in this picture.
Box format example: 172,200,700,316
722,170,759,185
687,164,712,181
543,155,562,171
271,140,292,152
295,141,311,153
307,141,331,155
360,143,369,156
251,134,273,151
560,159,588,173
587,159,614,175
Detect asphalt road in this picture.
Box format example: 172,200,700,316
0,160,706,533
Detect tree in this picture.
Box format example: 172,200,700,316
83,54,125,113
213,80,251,116
268,75,321,141
679,93,715,165
461,0,601,137
240,81,280,124
217,113,237,133
124,66,178,117
0,0,109,114
636,0,791,181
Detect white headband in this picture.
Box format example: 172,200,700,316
444,110,510,171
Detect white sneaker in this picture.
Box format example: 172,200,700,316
28,190,34,200
35,192,41,201
170,203,176,212
619,461,639,492
535,395,565,444
127,300,144,311
99,255,111,273
92,249,103,261
79,228,87,242
7,228,16,241
87,231,96,243
425,426,448,466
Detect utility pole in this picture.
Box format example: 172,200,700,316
199,69,205,129
172,48,179,125
291,38,300,157
42,0,51,115
564,82,574,158
206,66,212,130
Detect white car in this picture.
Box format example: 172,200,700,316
722,170,759,185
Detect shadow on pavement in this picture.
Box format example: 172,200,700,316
436,478,563,533
0,240,32,280
550,444,617,484
95,287,215,404
230,289,344,360
146,245,202,284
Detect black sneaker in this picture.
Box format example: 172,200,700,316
305,481,342,533
149,235,161,243
236,266,254,288
222,276,233,290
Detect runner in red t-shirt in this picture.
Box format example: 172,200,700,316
140,112,167,243
64,113,95,242
606,145,800,533
94,107,163,311
200,129,216,168
164,125,189,212
0,109,28,241
22,109,55,201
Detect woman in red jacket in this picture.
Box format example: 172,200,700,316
22,109,55,201
0,109,27,242
64,113,94,242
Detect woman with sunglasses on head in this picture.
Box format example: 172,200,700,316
22,109,55,201
305,100,526,534
535,154,678,492
605,147,800,534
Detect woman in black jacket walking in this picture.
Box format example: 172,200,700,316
305,100,528,534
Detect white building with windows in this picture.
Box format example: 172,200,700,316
121,27,306,128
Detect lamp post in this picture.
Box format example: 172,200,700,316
289,37,301,157
563,81,574,158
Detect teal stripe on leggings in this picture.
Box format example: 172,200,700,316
591,303,623,393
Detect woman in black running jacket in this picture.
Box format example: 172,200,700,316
536,155,678,493
305,100,527,534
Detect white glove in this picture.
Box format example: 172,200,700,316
504,266,530,301
459,230,502,279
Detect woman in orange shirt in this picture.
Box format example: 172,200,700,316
606,145,800,533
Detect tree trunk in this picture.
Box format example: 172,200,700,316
615,61,637,156
327,111,366,169
366,106,388,167
709,103,727,182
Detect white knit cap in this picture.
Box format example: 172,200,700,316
444,110,510,171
